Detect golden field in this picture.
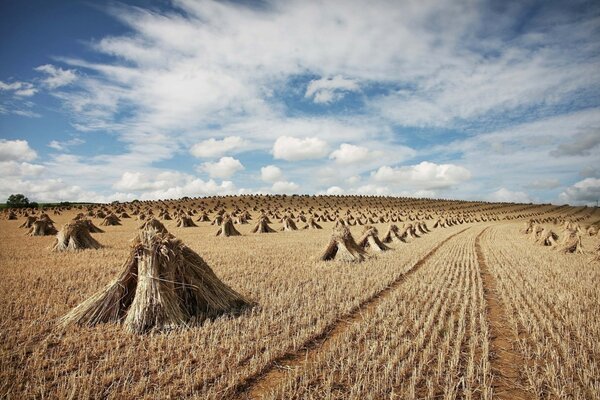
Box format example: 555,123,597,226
0,195,599,399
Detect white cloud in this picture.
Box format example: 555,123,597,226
111,169,240,200
487,187,532,203
48,138,85,151
0,161,45,177
190,136,248,158
272,136,328,161
559,178,600,205
352,184,390,196
329,143,371,164
35,64,77,89
325,186,345,195
200,156,244,178
271,180,299,193
372,161,471,189
0,139,37,162
305,75,359,104
114,171,191,191
0,80,37,97
260,165,283,182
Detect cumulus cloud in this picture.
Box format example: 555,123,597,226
35,64,77,89
329,143,371,164
260,165,283,182
200,156,244,178
372,161,471,189
0,139,37,162
487,188,532,203
272,136,328,161
305,75,359,104
325,186,345,195
111,169,240,200
190,136,248,158
271,180,299,193
559,178,600,205
114,171,190,191
0,161,45,177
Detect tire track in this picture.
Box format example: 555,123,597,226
475,228,530,400
232,226,471,399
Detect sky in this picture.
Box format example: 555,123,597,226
0,0,599,205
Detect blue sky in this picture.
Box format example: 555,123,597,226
1,0,599,204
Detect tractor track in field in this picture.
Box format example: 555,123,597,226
231,226,472,399
475,228,531,400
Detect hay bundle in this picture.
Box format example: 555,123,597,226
20,216,37,228
28,219,58,236
120,212,131,219
82,219,104,233
234,215,248,224
529,224,543,241
211,215,223,226
38,213,54,223
559,231,584,254
587,226,599,236
401,224,419,241
382,224,406,243
258,213,272,223
52,220,103,251
140,218,169,233
196,212,210,222
357,226,390,252
7,211,17,220
280,216,297,231
302,217,322,230
521,220,534,234
432,219,444,228
320,225,366,262
252,217,275,233
101,214,121,226
60,225,251,334
176,216,197,228
215,218,241,237
536,229,558,247
159,211,172,221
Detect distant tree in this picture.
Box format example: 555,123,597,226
6,194,31,208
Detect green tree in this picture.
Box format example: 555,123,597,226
6,194,30,208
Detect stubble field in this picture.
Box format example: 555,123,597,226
0,195,599,399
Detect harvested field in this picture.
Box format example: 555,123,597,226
1,195,599,399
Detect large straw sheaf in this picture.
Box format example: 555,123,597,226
320,224,366,262
216,217,241,237
60,221,252,334
52,220,103,251
357,226,391,252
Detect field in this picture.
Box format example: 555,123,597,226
1,195,599,399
